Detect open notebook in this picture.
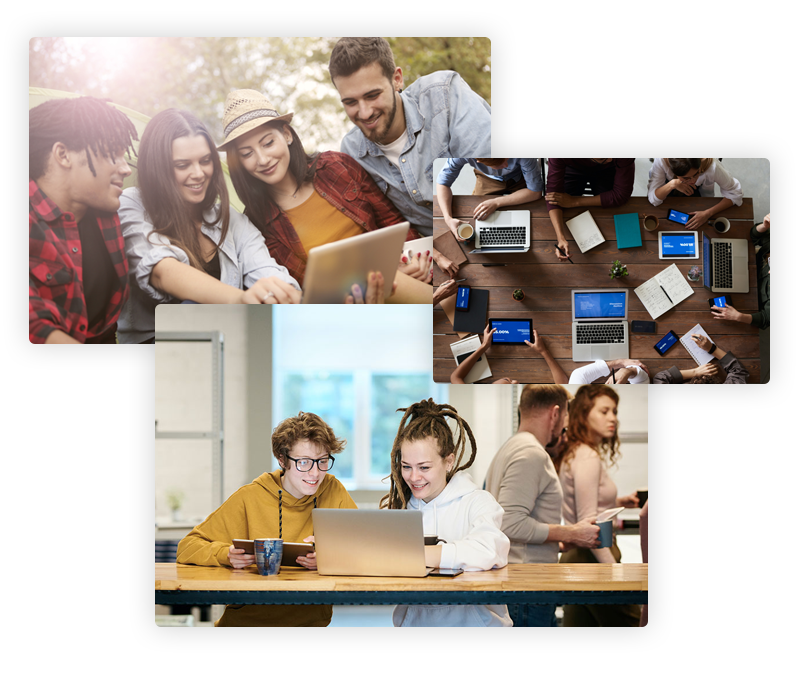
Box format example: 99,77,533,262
634,265,694,319
449,334,492,383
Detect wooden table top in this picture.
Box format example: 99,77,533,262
434,196,762,383
155,562,647,593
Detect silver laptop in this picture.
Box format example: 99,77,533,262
301,222,410,303
312,509,431,577
470,210,530,253
702,232,750,293
571,289,629,362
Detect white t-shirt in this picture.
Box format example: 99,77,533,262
376,129,408,168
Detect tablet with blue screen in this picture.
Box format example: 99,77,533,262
658,231,699,260
488,318,532,344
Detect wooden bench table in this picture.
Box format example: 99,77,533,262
155,562,648,606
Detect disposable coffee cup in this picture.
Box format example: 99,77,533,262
643,214,659,232
595,519,613,548
637,489,648,508
254,538,283,576
424,535,439,546
713,217,730,233
457,223,474,241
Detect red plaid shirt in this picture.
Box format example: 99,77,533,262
29,179,129,344
261,151,420,284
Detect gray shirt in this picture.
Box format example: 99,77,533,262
484,432,563,564
117,188,299,343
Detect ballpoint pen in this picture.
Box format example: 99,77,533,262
554,244,574,263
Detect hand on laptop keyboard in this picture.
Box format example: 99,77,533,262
473,197,502,220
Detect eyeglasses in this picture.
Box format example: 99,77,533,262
285,455,335,472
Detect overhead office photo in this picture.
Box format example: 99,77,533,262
154,304,648,627
432,158,770,384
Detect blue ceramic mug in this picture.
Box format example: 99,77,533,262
254,538,283,576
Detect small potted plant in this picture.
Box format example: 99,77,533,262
167,489,185,522
609,260,629,280
512,288,525,302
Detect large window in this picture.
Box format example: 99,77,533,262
272,306,445,489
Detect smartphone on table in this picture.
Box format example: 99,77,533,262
667,208,690,225
653,330,679,356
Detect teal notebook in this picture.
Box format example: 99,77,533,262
614,213,643,249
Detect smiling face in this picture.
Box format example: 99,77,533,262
279,439,329,499
333,62,405,145
171,134,214,206
71,146,131,214
233,123,293,188
400,436,455,504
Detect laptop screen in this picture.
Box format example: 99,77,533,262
702,233,712,288
574,291,627,319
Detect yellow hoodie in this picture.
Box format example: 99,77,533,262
177,470,357,627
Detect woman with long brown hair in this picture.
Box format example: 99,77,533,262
118,108,301,343
559,385,641,626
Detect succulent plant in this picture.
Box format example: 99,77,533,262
609,260,629,279
512,289,525,301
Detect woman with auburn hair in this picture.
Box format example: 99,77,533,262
118,108,301,343
559,385,641,627
382,399,511,627
177,412,357,627
219,89,433,303
647,157,743,230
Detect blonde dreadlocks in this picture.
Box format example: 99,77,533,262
380,398,477,510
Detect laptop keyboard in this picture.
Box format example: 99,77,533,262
576,323,626,345
478,225,528,247
713,242,733,289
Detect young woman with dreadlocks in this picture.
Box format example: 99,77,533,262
382,399,512,627
29,96,138,343
117,108,301,344
177,412,356,627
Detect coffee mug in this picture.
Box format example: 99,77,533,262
254,538,283,576
424,535,439,546
712,217,730,233
643,214,659,232
457,223,474,241
637,489,648,508
595,519,613,548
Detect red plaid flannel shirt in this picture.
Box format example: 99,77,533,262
261,151,420,284
29,179,129,344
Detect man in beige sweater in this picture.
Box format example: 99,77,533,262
485,384,600,626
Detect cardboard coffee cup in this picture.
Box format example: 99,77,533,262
424,535,439,546
595,519,613,548
637,489,648,508
254,538,283,576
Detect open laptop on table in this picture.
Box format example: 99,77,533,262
301,221,410,303
571,289,629,362
702,231,750,293
312,509,432,577
470,210,530,253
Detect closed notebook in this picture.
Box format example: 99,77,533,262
453,288,489,334
433,231,469,270
614,213,643,249
565,210,605,253
449,335,492,383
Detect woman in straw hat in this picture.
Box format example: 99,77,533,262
219,89,432,303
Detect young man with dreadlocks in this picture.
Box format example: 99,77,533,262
381,398,511,627
29,96,138,343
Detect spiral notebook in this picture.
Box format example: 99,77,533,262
449,334,492,383
680,324,715,365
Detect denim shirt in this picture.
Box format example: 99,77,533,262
340,70,491,237
437,158,543,192
117,187,299,343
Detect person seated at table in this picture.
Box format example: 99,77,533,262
450,324,518,384
652,333,748,384
220,89,431,304
647,158,743,230
176,412,357,627
568,358,650,384
710,212,769,329
436,158,543,242
29,96,138,344
526,330,569,384
432,278,458,305
559,385,642,627
544,158,636,261
381,398,512,627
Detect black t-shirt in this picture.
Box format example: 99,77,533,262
78,213,118,330
203,251,222,281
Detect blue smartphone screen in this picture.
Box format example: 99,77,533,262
654,331,679,354
456,286,470,310
713,296,727,307
668,209,690,224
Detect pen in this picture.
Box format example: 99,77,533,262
482,264,507,267
659,285,673,303
610,366,616,384
554,244,574,263
453,278,468,283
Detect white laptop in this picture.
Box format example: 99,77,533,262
301,222,410,303
470,210,530,253
571,289,630,362
312,509,431,577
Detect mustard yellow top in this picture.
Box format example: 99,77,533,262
285,189,364,255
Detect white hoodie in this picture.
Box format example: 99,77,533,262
392,471,512,627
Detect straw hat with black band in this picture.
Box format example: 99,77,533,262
217,89,294,151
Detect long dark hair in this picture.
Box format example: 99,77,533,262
226,121,317,230
137,109,229,270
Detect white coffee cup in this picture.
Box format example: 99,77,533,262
713,217,730,233
457,223,474,241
